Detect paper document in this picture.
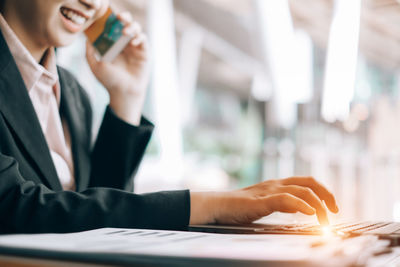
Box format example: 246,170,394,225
0,228,391,266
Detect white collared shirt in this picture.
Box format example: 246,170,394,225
0,14,75,191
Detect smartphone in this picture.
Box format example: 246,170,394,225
85,8,133,62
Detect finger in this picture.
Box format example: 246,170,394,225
131,33,146,47
123,34,148,60
117,11,134,25
264,193,316,216
281,177,338,213
280,185,329,225
85,41,98,69
123,22,141,37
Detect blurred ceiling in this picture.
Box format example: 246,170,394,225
291,0,400,71
114,0,400,94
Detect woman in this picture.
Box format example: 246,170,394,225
0,0,338,234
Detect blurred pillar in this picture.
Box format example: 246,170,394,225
253,0,313,130
254,0,296,129
178,28,204,125
147,0,184,184
322,0,362,122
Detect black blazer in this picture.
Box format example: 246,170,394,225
0,30,190,234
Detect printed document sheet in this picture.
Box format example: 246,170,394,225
0,228,391,266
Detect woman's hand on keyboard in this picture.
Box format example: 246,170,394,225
189,176,339,226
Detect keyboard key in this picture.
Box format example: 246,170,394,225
365,223,400,235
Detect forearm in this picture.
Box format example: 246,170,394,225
0,154,190,234
109,92,146,126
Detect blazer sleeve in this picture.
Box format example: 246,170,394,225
0,152,191,234
88,106,154,191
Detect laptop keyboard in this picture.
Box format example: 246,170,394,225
261,222,400,236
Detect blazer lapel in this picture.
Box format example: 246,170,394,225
58,69,91,192
0,31,62,191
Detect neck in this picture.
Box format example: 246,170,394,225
2,3,47,62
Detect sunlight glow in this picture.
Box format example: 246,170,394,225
322,226,334,238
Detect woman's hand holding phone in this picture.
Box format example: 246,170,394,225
86,11,150,126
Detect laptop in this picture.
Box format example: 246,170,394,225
189,221,400,244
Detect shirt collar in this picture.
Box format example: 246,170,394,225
0,14,60,103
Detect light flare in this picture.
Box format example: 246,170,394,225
322,226,334,238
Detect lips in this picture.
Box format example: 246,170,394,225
59,6,89,33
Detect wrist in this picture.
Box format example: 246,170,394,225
189,191,229,225
109,92,146,126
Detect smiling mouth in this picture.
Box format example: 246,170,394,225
60,7,88,26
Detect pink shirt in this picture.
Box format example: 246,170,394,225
0,14,75,191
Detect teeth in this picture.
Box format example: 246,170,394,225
61,8,87,25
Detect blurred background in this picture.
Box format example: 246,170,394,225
57,0,400,223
